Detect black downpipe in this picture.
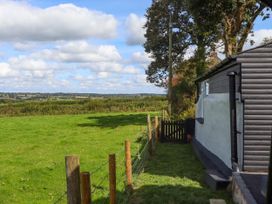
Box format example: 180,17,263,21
228,72,238,169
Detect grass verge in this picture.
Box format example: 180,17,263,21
130,143,233,204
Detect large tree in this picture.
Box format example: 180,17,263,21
144,0,192,88
190,0,269,57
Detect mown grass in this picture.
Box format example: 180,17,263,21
130,143,233,204
0,112,148,204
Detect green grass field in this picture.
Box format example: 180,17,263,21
0,112,233,204
130,143,233,204
0,112,148,204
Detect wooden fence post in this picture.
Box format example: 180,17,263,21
80,172,91,204
65,156,81,204
154,116,159,142
125,140,133,193
109,154,116,204
147,114,153,156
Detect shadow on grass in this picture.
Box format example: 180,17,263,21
143,143,204,179
129,143,233,204
78,114,147,129
129,184,232,204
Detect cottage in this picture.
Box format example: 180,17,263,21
193,43,272,202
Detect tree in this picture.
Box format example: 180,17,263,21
262,37,272,45
144,0,192,88
190,0,269,57
144,0,192,116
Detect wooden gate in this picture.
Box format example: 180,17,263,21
160,120,185,143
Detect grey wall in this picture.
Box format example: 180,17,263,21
208,64,240,94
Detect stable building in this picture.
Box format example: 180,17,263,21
194,43,272,203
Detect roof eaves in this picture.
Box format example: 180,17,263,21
195,42,272,83
195,56,236,83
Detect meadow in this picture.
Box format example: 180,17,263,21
0,112,148,203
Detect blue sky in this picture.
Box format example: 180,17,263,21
0,0,271,93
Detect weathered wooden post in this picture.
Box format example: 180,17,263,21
80,172,91,204
154,116,159,142
125,140,133,193
109,154,116,204
147,114,153,156
65,156,81,204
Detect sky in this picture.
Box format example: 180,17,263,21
0,0,271,94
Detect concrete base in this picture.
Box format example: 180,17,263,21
205,169,230,191
232,173,257,204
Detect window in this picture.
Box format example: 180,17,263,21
205,81,209,96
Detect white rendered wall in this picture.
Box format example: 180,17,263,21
195,93,232,168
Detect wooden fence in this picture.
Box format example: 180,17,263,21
62,114,158,204
160,120,185,143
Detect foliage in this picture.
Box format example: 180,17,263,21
0,96,167,116
144,0,192,87
262,36,272,44
130,143,233,204
171,59,197,118
0,112,150,203
190,0,269,57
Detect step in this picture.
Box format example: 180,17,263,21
204,169,230,191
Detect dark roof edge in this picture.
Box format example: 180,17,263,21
195,57,237,83
196,42,272,83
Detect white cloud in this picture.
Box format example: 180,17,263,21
13,42,38,51
39,43,122,63
125,14,146,45
0,63,18,77
131,51,151,64
245,29,272,50
0,1,117,42
98,72,110,79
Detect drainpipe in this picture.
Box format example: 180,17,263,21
228,72,238,171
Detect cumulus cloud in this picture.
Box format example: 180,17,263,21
125,14,146,45
0,1,117,42
0,63,18,77
7,56,55,78
38,41,122,63
13,42,38,51
131,51,152,64
245,29,272,49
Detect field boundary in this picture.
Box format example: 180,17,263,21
54,114,159,204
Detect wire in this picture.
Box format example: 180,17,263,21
53,191,67,204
